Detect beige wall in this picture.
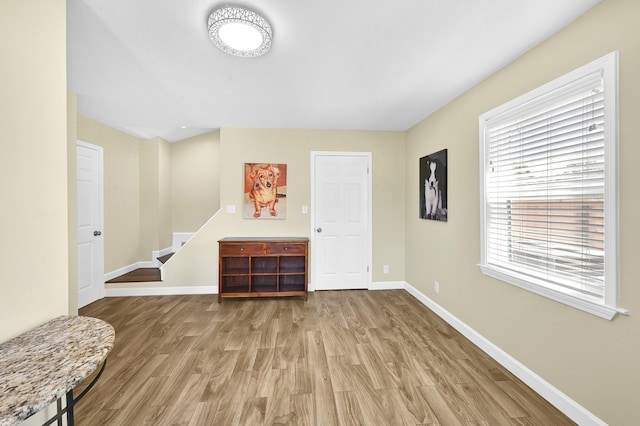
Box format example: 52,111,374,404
139,138,160,258
162,127,406,287
0,0,68,341
77,114,143,272
170,131,220,232
405,0,639,423
159,138,172,249
138,137,173,257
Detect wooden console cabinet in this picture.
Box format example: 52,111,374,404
218,237,308,302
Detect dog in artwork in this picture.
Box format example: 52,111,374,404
249,164,280,218
424,158,447,220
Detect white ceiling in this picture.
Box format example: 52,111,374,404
67,0,599,142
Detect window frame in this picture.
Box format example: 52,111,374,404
478,51,624,320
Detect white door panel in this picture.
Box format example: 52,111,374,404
312,153,371,290
77,142,104,308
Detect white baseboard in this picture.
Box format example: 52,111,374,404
105,285,216,297
369,281,405,290
403,281,605,426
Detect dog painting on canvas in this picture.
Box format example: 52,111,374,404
244,163,287,219
419,150,447,221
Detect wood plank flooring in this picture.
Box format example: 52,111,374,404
76,290,575,425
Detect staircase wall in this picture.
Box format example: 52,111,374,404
171,131,221,232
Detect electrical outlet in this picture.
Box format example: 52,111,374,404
383,265,389,274
434,281,440,293
225,204,236,214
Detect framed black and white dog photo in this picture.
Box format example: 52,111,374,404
419,149,448,221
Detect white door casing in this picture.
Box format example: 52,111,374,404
77,141,104,308
311,152,371,291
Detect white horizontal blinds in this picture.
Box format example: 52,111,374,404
485,70,605,299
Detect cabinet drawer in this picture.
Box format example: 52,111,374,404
266,243,306,255
220,243,264,256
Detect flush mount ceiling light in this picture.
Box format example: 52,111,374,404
208,6,272,58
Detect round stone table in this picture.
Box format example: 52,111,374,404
0,315,115,426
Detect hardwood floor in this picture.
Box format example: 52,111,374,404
76,290,574,425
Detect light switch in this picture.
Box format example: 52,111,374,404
302,205,308,214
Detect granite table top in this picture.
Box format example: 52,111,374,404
0,315,115,426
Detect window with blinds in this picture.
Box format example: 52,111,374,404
479,52,620,319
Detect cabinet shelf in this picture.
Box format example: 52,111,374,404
218,237,308,302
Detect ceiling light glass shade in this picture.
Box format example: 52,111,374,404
208,6,272,58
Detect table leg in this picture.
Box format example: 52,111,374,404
56,399,62,426
66,390,74,426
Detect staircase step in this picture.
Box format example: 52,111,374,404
157,253,175,264
106,253,175,283
106,268,161,283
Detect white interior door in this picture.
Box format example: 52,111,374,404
311,152,371,290
77,141,104,308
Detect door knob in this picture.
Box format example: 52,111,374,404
94,230,102,236
316,227,322,233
